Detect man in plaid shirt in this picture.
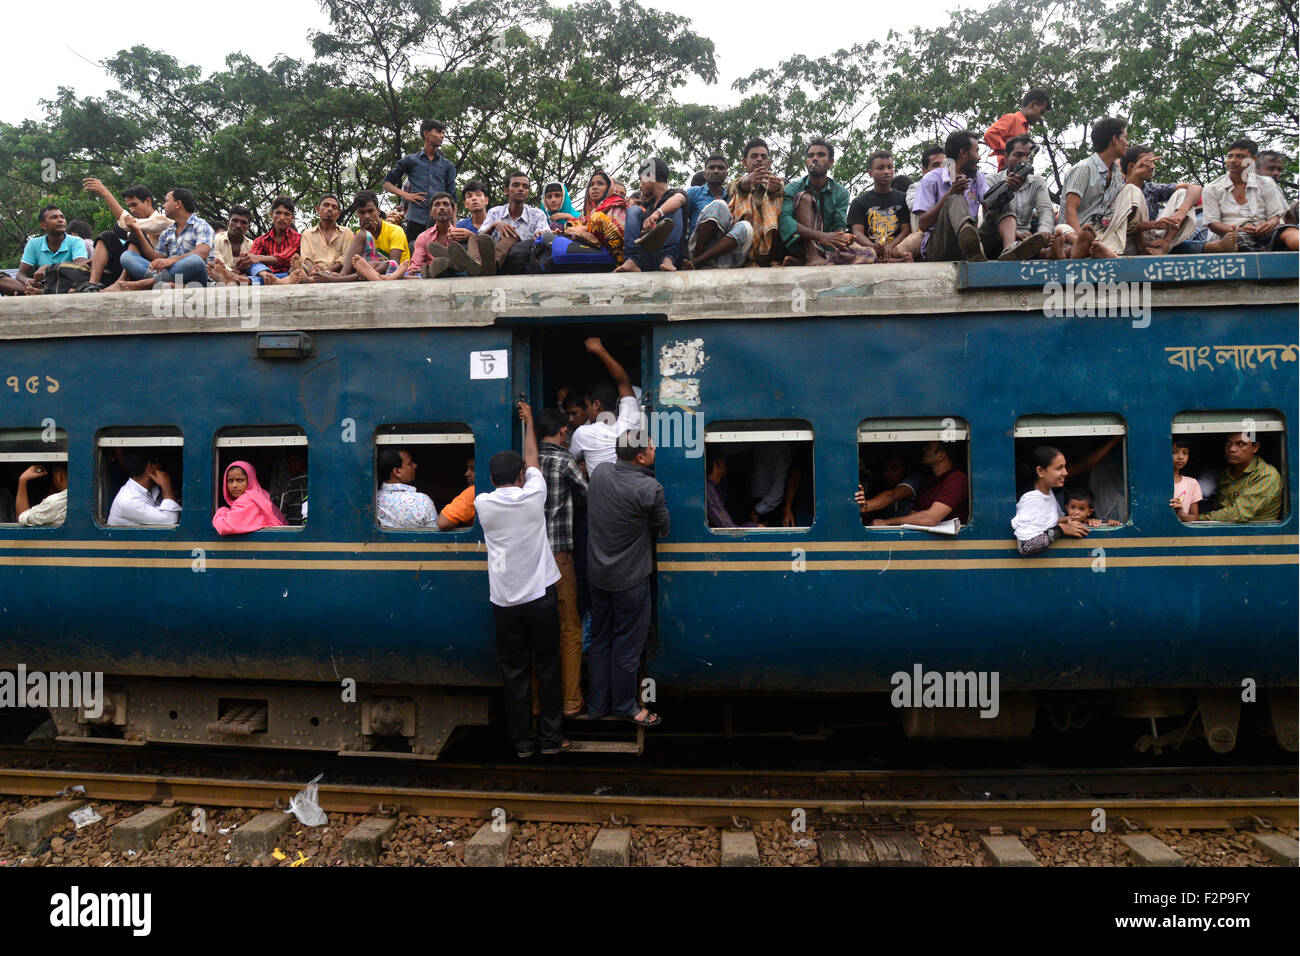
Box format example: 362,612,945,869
537,407,588,716
127,187,215,287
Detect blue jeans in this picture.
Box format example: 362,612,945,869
586,577,651,719
248,262,289,284
121,250,209,285
624,204,684,269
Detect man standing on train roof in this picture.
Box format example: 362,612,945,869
476,401,568,758
779,137,874,265
107,451,181,527
584,429,667,727
911,130,988,262
384,119,457,247
984,90,1051,171
1179,432,1283,523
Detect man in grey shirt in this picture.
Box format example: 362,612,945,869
585,429,668,726
979,134,1053,260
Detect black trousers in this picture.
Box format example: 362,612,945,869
403,218,429,245
95,229,126,285
493,586,563,752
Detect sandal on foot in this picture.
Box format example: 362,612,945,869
541,739,571,754
629,711,663,728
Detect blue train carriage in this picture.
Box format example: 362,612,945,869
0,252,1295,758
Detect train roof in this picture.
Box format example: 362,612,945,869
0,254,1295,340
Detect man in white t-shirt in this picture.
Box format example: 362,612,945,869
475,401,567,758
568,336,642,475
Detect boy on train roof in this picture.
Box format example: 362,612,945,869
213,461,286,535
1169,438,1203,520
1064,488,1121,528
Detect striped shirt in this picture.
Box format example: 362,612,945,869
1062,153,1123,227
1204,455,1282,522
156,214,216,262
539,441,587,554
249,227,302,271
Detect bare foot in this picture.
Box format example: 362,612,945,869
659,259,677,271
1070,225,1096,259
210,259,243,285
1049,231,1066,260
351,254,382,281
1203,227,1238,253
614,259,641,272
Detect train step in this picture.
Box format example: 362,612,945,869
564,723,645,755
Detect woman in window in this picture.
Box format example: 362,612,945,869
1012,446,1091,555
213,460,286,535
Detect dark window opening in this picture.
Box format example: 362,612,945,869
857,418,970,531
1172,411,1288,523
1013,414,1128,526
374,425,476,531
215,426,307,527
0,427,68,526
704,421,814,531
96,427,183,527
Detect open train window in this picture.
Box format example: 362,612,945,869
0,426,68,527
1171,411,1287,524
704,420,814,531
1013,414,1128,525
857,417,970,532
374,425,476,531
96,427,183,528
214,426,307,527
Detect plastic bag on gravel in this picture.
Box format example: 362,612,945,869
285,774,328,827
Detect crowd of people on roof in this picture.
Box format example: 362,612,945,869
4,94,1295,296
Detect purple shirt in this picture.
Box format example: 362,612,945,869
911,166,986,256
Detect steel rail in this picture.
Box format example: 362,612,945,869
0,767,1293,830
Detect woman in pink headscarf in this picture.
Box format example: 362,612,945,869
213,460,286,534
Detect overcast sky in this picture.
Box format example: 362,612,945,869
3,0,991,125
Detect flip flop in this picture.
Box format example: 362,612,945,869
540,739,572,755
634,218,674,251
628,712,662,728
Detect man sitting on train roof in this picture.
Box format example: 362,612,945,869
211,195,302,286
410,192,491,279
978,135,1053,261
81,180,171,292
293,194,355,281
615,157,688,273
476,171,551,275
1178,432,1283,524
375,447,439,529
867,440,969,528
682,154,754,271
727,137,788,266
1255,150,1290,198
1203,138,1299,253
847,149,913,262
1056,117,1150,259
568,337,642,474
910,130,990,263
10,205,89,295
123,187,216,288
779,137,874,266
324,191,411,282
1121,145,1238,255
107,451,181,527
14,463,67,527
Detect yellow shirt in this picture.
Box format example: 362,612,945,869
375,220,410,263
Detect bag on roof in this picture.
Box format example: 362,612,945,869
42,262,95,294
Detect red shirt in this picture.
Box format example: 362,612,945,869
249,227,302,271
915,469,969,525
985,111,1030,170
409,221,455,268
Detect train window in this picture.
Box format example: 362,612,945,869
857,418,970,532
373,425,476,531
704,420,814,531
1013,414,1128,525
214,426,307,527
95,427,184,528
1171,410,1288,524
0,426,68,527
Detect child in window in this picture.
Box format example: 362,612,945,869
213,460,286,535
1169,438,1203,521
1065,488,1122,527
1012,446,1091,555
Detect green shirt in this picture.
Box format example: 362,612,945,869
1204,454,1282,522
779,174,850,249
